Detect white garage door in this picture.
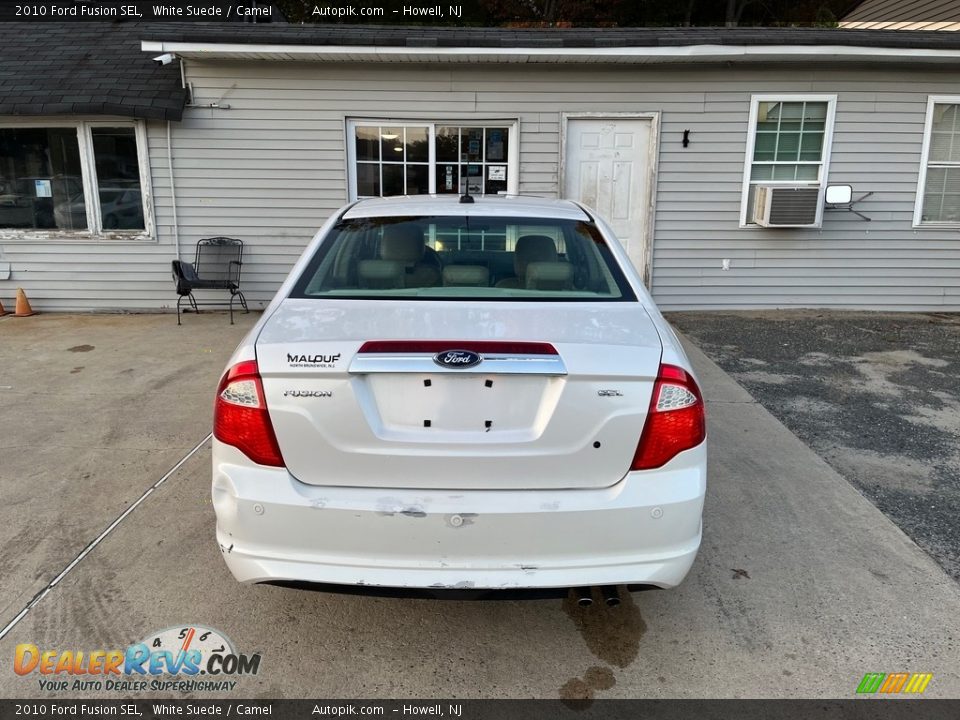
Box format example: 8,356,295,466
563,116,655,285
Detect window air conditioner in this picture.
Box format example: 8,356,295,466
753,185,821,228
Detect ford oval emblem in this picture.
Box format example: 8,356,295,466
433,349,483,369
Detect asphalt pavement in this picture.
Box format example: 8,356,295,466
669,310,960,582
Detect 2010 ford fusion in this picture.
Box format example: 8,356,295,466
211,195,706,599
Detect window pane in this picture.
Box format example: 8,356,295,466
931,103,958,133
780,102,804,121
929,105,960,162
795,165,820,181
485,165,508,195
922,166,960,222
380,127,404,161
0,127,86,230
437,163,458,194
463,129,483,162
773,164,798,180
461,164,483,194
356,163,379,196
382,164,404,196
757,101,779,130
750,165,774,181
91,127,144,230
753,133,776,161
776,133,801,161
405,127,429,163
799,132,824,161
803,102,827,120
355,126,379,161
406,165,429,195
756,119,779,133
930,132,954,162
485,128,508,162
436,127,459,162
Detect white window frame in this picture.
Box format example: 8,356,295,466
914,95,960,227
739,94,838,228
0,118,155,242
345,118,520,202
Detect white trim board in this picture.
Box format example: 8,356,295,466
140,40,960,65
914,95,960,228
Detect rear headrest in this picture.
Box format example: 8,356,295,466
381,225,424,263
514,235,558,277
525,261,573,291
358,259,405,289
442,265,490,287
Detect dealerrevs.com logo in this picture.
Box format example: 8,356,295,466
14,625,261,693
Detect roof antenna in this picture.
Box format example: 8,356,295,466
459,183,474,204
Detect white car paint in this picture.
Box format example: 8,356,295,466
212,195,706,592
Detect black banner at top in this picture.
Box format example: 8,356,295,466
0,1,484,23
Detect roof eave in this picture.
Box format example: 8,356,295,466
141,40,960,64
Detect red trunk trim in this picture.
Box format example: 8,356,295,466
358,341,558,355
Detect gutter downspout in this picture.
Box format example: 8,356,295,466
167,120,180,262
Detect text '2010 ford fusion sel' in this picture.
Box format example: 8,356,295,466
211,195,706,599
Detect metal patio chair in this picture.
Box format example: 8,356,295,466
171,237,248,325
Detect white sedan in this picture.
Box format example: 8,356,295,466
212,195,706,601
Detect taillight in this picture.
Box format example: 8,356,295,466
631,364,706,470
213,360,285,467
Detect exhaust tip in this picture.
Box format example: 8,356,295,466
574,587,593,607
601,585,621,607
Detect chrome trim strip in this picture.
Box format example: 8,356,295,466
349,353,567,376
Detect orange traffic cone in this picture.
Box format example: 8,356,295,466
0,297,9,316
14,288,36,317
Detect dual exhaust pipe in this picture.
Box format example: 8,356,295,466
574,585,621,608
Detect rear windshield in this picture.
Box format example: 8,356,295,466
290,215,636,302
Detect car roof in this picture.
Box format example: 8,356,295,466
341,194,592,221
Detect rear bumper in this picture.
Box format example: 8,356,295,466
212,440,706,590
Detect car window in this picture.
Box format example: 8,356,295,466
291,215,636,302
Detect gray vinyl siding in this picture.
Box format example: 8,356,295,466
2,61,959,311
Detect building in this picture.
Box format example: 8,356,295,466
1,22,960,311
841,0,960,31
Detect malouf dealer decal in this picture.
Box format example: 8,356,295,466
286,352,341,369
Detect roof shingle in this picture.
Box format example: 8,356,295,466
0,22,186,121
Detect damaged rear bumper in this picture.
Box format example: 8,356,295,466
212,440,706,590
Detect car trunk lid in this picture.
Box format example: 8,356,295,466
255,299,662,490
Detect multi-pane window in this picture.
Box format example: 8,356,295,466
354,125,430,197
918,101,960,224
741,96,836,225
0,123,148,235
349,121,515,200
435,126,510,196
750,101,828,182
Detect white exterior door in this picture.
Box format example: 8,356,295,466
563,117,654,284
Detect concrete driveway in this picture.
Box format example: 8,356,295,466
0,313,958,699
